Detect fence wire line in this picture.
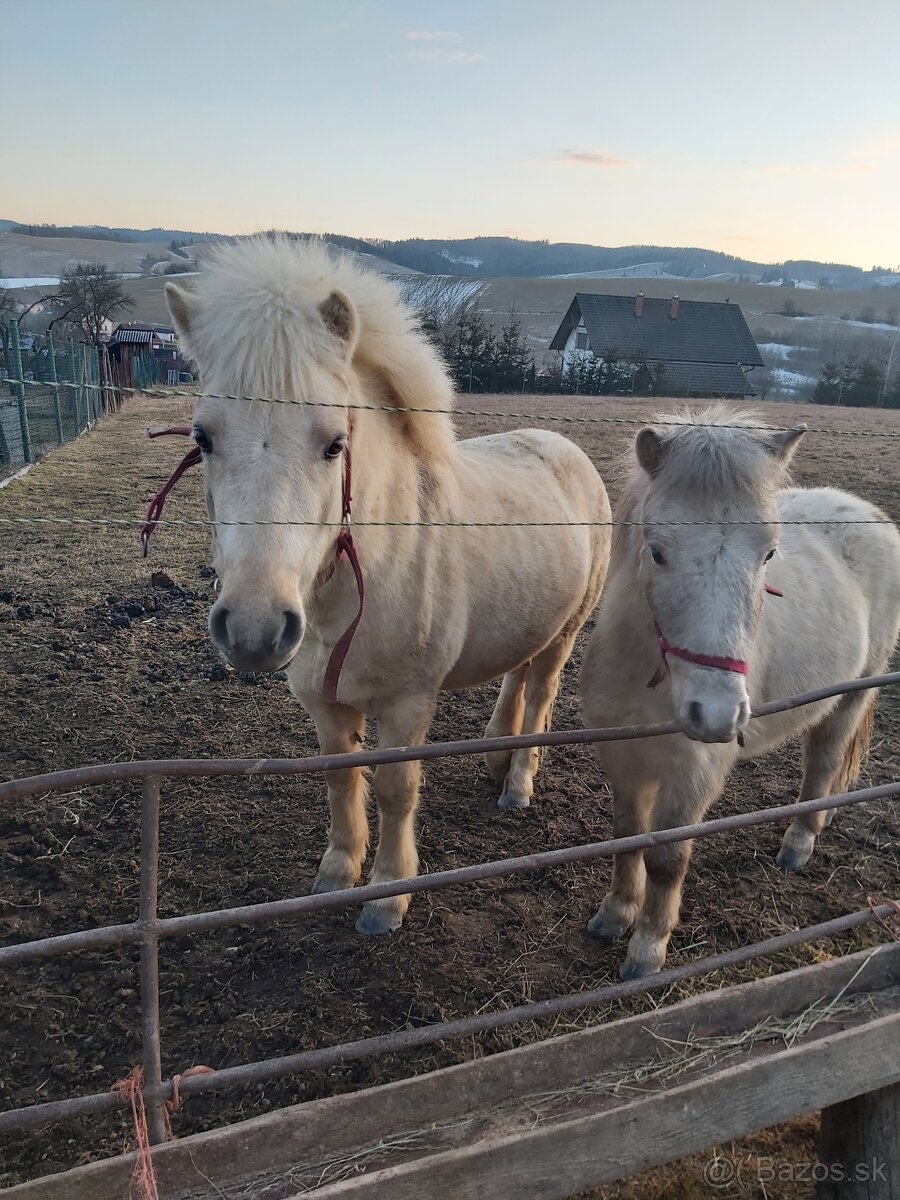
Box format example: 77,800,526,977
9,374,900,439
0,514,894,531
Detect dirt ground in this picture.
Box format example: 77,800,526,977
1,393,898,1196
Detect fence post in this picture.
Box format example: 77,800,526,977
46,330,64,445
93,347,102,421
87,347,96,424
817,1082,899,1198
139,774,168,1146
67,338,80,432
10,321,32,463
88,346,97,425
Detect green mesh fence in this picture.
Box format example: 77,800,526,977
0,321,146,478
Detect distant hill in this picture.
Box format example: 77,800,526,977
363,238,899,290
3,220,898,290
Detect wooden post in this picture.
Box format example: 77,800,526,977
817,1083,899,1199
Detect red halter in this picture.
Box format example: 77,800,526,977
140,426,365,703
646,583,783,690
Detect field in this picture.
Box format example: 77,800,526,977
1,393,899,1195
0,232,172,280
88,271,900,336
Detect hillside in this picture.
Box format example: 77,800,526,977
4,221,897,290
0,232,171,280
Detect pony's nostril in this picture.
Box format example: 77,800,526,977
280,609,304,650
210,606,230,648
688,701,704,729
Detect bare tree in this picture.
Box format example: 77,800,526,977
392,274,486,357
54,261,134,346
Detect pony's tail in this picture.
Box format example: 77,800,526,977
834,695,876,795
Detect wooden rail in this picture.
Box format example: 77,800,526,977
9,944,898,1200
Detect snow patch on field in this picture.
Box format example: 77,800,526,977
770,367,816,391
790,315,899,333
759,342,793,361
1,276,60,288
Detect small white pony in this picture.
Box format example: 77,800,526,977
165,237,611,935
580,407,900,980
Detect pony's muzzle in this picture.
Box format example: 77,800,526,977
672,666,751,744
209,598,305,673
678,693,751,743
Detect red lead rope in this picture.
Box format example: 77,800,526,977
323,438,366,704
140,428,201,557
141,427,365,703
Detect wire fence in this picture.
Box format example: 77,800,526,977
0,377,896,533
9,370,900,437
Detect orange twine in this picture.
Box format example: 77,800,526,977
168,1064,217,1114
866,895,900,941
111,1066,164,1200
111,1064,215,1200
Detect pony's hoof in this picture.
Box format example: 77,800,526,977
587,909,630,941
619,955,661,982
498,791,530,810
311,875,352,895
776,828,814,873
355,901,404,936
775,844,812,873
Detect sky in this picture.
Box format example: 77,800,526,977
2,0,899,268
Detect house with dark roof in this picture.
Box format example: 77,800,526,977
549,292,764,397
107,323,176,350
106,323,189,388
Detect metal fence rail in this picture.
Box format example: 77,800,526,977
2,670,899,1145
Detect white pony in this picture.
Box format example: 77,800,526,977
581,408,900,980
165,237,611,935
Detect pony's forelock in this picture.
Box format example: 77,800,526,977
179,235,456,462
613,404,791,551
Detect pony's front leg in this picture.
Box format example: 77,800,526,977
499,638,571,810
356,695,436,936
484,665,528,787
777,690,875,872
304,697,369,894
587,777,658,940
621,760,727,981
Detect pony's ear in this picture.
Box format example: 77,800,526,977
165,283,199,353
635,427,666,475
765,425,807,462
320,290,359,355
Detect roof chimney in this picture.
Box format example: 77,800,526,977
670,292,680,320
634,290,644,318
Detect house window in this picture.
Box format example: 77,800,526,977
575,330,589,350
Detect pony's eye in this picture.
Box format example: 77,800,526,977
193,427,212,454
765,548,777,562
650,545,666,566
324,436,347,461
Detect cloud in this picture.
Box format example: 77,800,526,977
759,163,817,176
552,150,636,169
408,47,483,65
405,30,461,42
853,135,900,159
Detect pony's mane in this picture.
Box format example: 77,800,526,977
180,235,455,461
614,404,790,540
